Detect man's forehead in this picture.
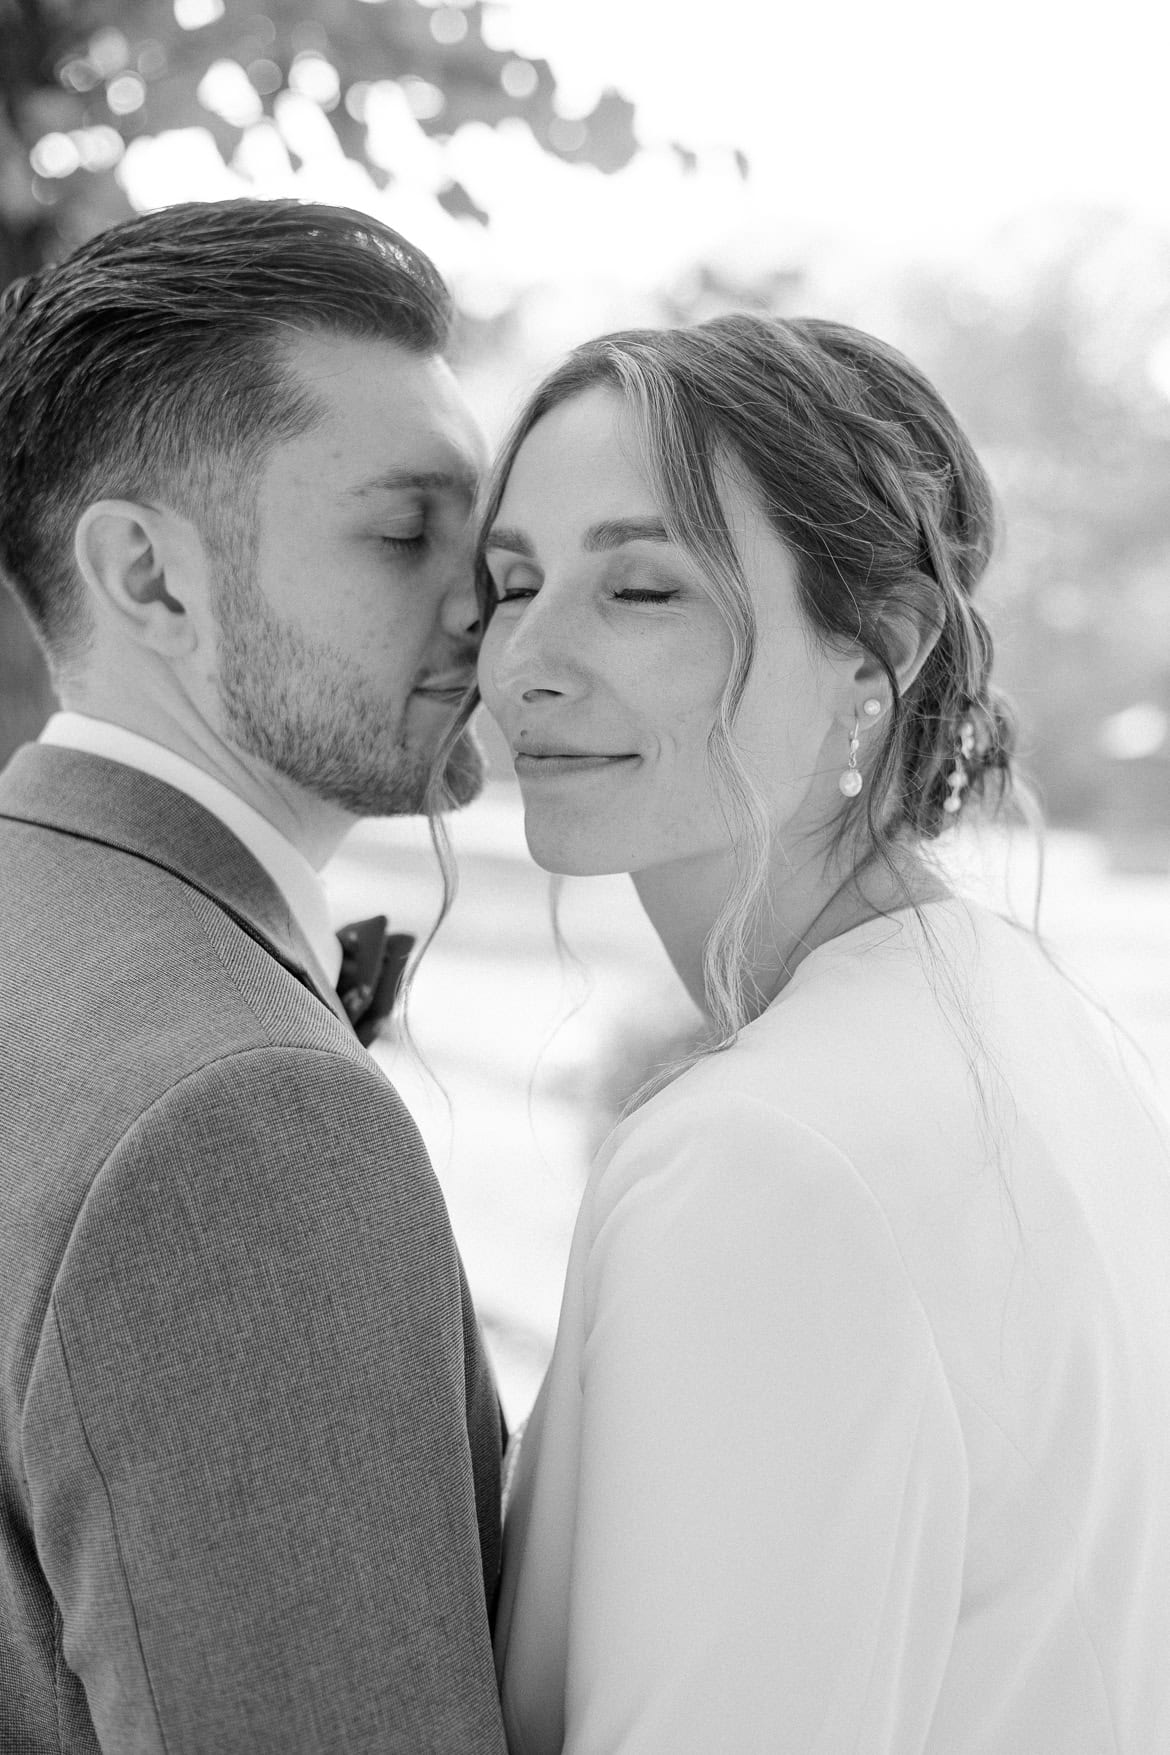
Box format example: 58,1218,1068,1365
279,330,486,485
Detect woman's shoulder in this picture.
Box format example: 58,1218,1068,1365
587,1081,915,1298
643,900,991,1134
710,895,1111,1111
589,894,1167,1249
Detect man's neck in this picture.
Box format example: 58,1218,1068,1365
61,695,355,872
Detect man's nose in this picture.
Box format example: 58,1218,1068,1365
439,545,481,645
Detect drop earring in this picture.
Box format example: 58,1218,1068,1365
839,717,863,797
942,720,977,815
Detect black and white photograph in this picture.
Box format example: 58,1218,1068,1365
2,0,1169,1749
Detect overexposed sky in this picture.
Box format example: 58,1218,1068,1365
114,0,1170,340
497,0,1170,252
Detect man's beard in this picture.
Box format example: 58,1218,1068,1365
213,574,484,817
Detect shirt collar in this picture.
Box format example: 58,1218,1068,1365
39,712,343,984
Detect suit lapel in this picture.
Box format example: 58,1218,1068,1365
0,743,349,1026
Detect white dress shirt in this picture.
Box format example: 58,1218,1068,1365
39,712,342,984
496,898,1170,1754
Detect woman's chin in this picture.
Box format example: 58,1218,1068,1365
522,823,629,878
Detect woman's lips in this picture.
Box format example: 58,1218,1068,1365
514,753,639,778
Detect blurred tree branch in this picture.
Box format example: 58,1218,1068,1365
0,0,640,282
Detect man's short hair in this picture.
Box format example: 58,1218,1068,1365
0,199,452,668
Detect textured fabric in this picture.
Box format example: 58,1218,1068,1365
39,711,342,983
0,743,507,1754
497,899,1170,1754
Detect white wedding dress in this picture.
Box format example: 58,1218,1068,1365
495,900,1170,1753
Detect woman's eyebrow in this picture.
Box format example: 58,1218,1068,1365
583,517,671,551
485,517,671,556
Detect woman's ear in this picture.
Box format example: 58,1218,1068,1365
849,580,944,705
74,500,198,657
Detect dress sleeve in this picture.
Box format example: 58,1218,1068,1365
564,1091,968,1755
21,1045,507,1755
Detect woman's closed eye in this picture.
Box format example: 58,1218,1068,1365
492,584,679,605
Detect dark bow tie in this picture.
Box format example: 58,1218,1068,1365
335,916,415,1047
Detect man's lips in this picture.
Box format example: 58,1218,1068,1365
411,672,476,701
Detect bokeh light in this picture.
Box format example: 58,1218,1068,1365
106,73,147,115
429,7,469,45
500,59,538,100
288,52,341,110
196,60,262,128
30,134,81,179
173,0,225,29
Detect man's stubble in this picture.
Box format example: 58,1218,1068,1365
213,561,485,819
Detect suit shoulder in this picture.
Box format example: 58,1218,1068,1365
50,1043,455,1358
113,1038,424,1172
0,828,398,1405
1,813,361,1074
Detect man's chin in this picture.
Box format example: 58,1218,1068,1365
350,727,485,819
229,719,486,820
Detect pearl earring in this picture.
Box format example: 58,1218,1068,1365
839,717,863,797
942,720,977,815
862,697,882,719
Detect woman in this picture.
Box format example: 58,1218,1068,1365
471,316,1170,1752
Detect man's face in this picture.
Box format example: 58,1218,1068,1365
213,329,487,816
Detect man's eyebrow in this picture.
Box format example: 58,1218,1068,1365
349,467,478,499
484,516,672,556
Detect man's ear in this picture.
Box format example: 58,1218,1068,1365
74,500,199,657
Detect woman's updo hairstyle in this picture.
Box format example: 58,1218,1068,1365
478,313,1015,846
472,314,1020,1066
778,317,1016,841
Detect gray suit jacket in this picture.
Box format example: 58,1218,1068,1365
0,743,507,1754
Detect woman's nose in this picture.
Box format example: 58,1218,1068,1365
482,590,585,704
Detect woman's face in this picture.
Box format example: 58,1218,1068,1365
477,387,854,878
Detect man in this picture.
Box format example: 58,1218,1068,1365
0,200,507,1752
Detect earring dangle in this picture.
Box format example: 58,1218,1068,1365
942,720,977,815
839,717,864,797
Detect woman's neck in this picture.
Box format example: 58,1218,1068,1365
631,836,951,1019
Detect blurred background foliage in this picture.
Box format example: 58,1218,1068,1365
2,0,1169,860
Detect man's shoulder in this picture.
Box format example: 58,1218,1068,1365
0,808,387,1180
0,814,414,1373
0,800,348,1056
